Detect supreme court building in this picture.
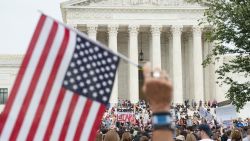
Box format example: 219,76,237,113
60,0,219,104
1,0,238,111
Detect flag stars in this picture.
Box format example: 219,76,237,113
89,48,94,54
80,43,85,48
94,46,99,52
96,83,101,89
80,66,85,72
82,89,88,94
73,53,78,59
105,66,110,71
70,62,76,68
99,90,104,95
95,68,100,74
98,53,102,58
105,88,110,93
93,77,98,82
73,69,78,74
76,45,80,50
83,73,88,78
85,41,90,47
86,64,91,69
83,58,88,63
113,56,118,61
64,81,68,85
102,82,107,87
89,86,94,91
101,60,106,65
63,35,120,105
79,82,84,87
70,78,75,83
77,60,82,65
73,85,78,90
102,96,108,102
86,79,91,84
107,58,112,63
103,51,108,56
85,50,89,54
111,64,116,70
108,80,112,85
76,75,81,81
104,73,109,79
79,51,84,56
67,71,72,76
93,92,97,98
89,70,94,76
77,37,82,42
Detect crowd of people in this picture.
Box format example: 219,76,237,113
97,99,250,141
95,63,250,141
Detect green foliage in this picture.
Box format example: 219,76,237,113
190,0,250,111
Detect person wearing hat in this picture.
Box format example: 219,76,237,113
197,124,213,141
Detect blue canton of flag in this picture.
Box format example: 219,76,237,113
63,35,120,105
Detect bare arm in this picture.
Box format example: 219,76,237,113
142,63,174,141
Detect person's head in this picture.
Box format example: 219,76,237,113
197,124,212,139
104,130,120,141
230,129,242,141
121,132,132,141
185,133,196,141
139,136,149,141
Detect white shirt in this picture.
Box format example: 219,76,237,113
199,139,214,141
243,136,250,141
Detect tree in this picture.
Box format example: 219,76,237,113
189,0,250,111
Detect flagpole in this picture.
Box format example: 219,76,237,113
38,11,143,69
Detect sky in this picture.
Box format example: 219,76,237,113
0,0,67,54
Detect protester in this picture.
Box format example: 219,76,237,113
98,63,250,141
197,124,213,141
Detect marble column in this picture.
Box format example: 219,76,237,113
108,25,119,103
128,25,139,103
203,39,210,101
188,32,194,100
151,25,162,68
192,26,204,102
171,25,183,104
182,36,189,101
87,24,98,40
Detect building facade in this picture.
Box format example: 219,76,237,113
0,0,227,109
60,0,218,104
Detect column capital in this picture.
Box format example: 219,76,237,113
128,25,139,34
151,25,162,35
108,24,119,36
87,24,98,34
192,26,203,36
171,25,183,35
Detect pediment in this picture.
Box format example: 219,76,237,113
62,0,202,8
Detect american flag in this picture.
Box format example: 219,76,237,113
0,14,120,141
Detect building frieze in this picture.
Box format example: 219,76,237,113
63,0,204,8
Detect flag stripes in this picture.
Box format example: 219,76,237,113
26,28,70,140
0,15,46,135
0,14,118,141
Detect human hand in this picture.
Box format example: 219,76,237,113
142,63,173,113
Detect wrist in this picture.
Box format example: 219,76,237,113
152,112,174,131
